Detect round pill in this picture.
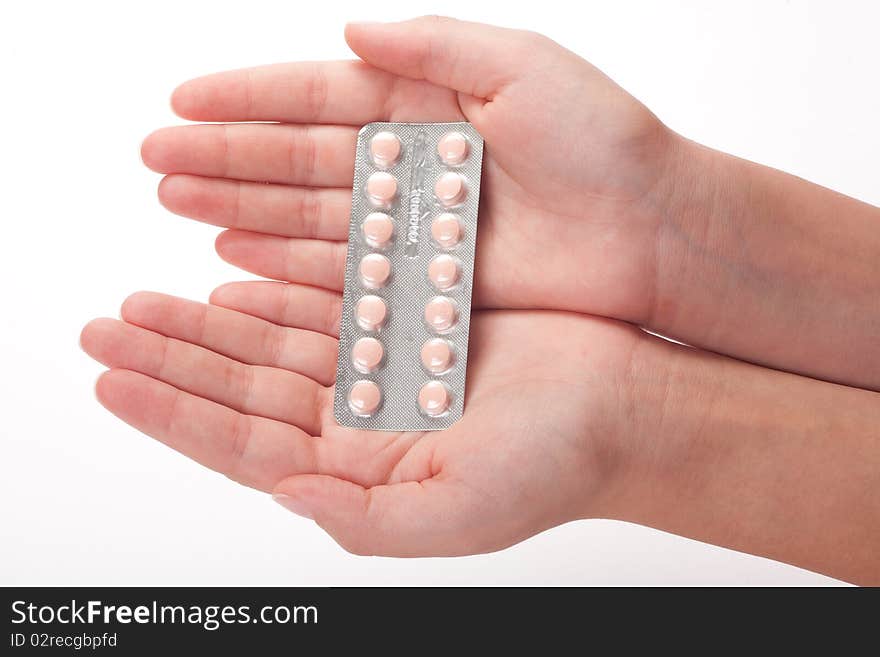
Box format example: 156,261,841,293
421,338,454,374
361,212,394,248
431,213,462,248
366,172,398,206
359,253,391,289
434,172,466,207
349,380,382,417
437,131,469,165
355,295,387,331
428,254,460,291
369,131,402,168
424,296,458,333
418,381,450,417
352,337,384,374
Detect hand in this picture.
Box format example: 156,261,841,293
80,279,880,578
81,286,646,556
141,17,676,321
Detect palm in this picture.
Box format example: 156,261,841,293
83,280,637,554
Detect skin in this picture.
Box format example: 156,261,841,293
81,17,880,583
82,300,640,556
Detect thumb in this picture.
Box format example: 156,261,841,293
344,16,542,99
272,474,478,557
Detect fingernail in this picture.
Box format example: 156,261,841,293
273,493,314,520
346,20,381,28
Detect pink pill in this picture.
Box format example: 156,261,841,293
431,213,462,248
361,212,394,248
434,172,466,207
348,380,382,417
369,131,402,168
424,296,458,333
366,172,398,207
437,131,469,165
428,254,460,291
359,253,391,289
352,337,384,374
418,380,451,417
421,338,454,374
355,295,387,331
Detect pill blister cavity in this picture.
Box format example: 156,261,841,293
424,296,458,333
366,172,398,207
362,212,394,248
421,338,454,374
431,213,462,249
352,337,384,374
437,131,469,166
359,253,391,289
349,380,382,417
370,131,402,168
434,172,466,207
428,254,461,291
418,381,451,417
355,295,388,332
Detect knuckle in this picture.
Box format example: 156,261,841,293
331,242,347,288
220,124,232,178
297,188,322,238
225,413,253,481
164,388,183,435
229,180,243,227
423,33,450,79
304,62,328,120
225,359,253,409
196,304,210,345
155,335,172,380
243,68,255,117
327,294,343,337
297,126,318,183
511,30,550,56
418,14,453,27
278,283,294,324
518,28,546,44
263,322,285,367
510,29,552,60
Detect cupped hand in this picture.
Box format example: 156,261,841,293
81,281,648,556
141,17,676,322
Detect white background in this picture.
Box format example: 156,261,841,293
2,0,876,586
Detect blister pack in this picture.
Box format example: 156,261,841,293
333,122,484,431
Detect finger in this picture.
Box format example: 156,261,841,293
215,230,346,291
158,175,350,240
141,124,357,187
171,60,396,124
273,474,485,557
210,282,342,338
120,291,337,386
345,16,540,99
81,318,323,435
95,369,316,492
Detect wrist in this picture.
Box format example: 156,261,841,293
640,133,737,327
596,330,880,584
585,330,692,523
578,325,710,523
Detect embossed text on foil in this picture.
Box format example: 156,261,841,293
405,131,431,258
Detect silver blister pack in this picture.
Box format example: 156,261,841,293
333,122,484,431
